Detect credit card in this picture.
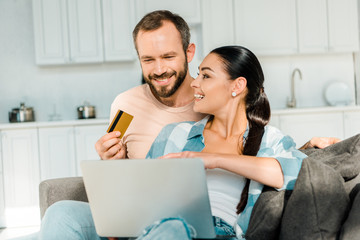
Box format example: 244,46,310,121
107,110,134,139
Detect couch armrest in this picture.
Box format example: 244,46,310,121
39,177,88,218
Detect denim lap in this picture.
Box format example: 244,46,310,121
136,217,192,240
213,216,237,239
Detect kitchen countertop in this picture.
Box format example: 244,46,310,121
272,105,360,115
0,118,109,130
1,105,359,130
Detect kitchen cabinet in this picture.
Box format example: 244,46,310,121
269,114,280,130
277,112,344,147
201,0,235,55
272,106,360,148
0,119,108,227
1,128,41,227
74,124,108,175
32,0,104,65
38,127,77,180
102,0,137,61
234,0,298,56
38,124,107,179
297,0,328,53
344,111,360,139
0,139,5,228
231,0,359,56
297,0,359,53
327,0,359,52
135,0,201,25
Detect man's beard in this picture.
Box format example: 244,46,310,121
144,61,188,98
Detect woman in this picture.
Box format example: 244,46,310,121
141,46,307,240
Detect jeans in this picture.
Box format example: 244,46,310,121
26,200,237,240
39,200,105,240
137,216,237,240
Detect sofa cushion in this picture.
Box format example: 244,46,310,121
339,183,360,240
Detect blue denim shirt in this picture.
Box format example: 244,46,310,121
146,116,307,239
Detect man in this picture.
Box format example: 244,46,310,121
95,10,204,160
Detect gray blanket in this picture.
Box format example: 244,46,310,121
245,134,360,240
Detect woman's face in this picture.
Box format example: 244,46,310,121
191,53,234,115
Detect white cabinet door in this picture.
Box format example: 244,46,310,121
201,0,234,55
297,0,359,53
0,136,5,228
234,0,297,56
74,124,108,175
344,111,360,139
135,0,201,25
279,112,344,147
38,127,77,180
1,129,40,227
297,0,328,53
67,0,104,63
327,0,359,52
269,114,280,129
32,0,69,65
102,0,136,61
32,0,104,65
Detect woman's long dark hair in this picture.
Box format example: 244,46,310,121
210,46,271,214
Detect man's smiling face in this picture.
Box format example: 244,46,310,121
136,21,188,98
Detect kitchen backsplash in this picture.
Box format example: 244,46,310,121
260,53,356,109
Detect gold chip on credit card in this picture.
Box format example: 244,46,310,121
107,110,134,139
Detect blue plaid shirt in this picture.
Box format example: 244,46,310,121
146,116,307,239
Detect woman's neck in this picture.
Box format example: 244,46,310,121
206,101,248,140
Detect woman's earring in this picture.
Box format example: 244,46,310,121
231,92,237,97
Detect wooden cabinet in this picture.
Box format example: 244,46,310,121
1,128,41,227
32,0,104,65
74,124,108,175
38,127,77,180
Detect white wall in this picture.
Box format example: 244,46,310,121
0,0,358,124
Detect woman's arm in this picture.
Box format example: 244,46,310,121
160,152,284,189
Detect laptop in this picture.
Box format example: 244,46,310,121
81,158,218,239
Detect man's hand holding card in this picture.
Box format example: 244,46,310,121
95,110,133,160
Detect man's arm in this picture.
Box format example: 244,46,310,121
299,137,341,150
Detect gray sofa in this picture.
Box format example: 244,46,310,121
39,134,360,239
39,177,88,218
